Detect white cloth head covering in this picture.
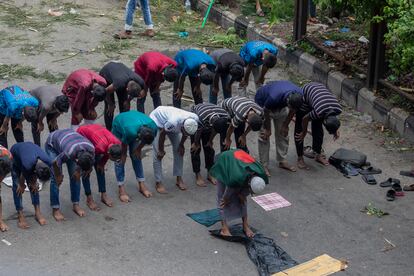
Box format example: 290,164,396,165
183,118,198,135
250,176,265,194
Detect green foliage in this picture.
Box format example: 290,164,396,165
207,27,245,48
261,0,295,24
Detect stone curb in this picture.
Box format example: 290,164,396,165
195,0,414,142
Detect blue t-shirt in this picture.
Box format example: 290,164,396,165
240,41,278,66
10,142,52,180
175,49,216,77
255,81,302,110
0,86,39,119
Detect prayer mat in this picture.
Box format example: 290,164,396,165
252,192,291,211
186,208,221,227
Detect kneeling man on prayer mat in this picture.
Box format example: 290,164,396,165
209,149,268,237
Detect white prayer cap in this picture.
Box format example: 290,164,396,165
183,118,198,135
250,176,265,194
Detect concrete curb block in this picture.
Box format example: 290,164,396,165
195,0,413,141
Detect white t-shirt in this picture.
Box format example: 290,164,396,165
149,106,199,133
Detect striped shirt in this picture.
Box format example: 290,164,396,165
190,103,229,129
46,129,95,169
220,96,263,128
300,82,342,120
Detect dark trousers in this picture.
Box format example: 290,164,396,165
191,129,215,173
137,89,162,114
294,111,324,157
173,76,203,108
220,122,249,153
31,112,58,146
0,113,24,148
104,90,129,131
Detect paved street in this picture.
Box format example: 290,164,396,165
0,1,413,275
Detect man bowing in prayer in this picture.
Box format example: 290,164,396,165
209,149,268,237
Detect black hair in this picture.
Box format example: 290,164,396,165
92,85,106,102
55,95,70,113
211,117,229,134
287,92,303,110
248,114,263,131
23,106,38,123
263,53,277,68
164,66,178,82
35,162,51,182
229,63,244,82
76,151,94,171
324,115,341,134
0,158,12,177
108,144,122,160
127,81,142,98
139,126,155,145
199,67,215,85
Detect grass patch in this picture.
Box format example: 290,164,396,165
96,39,137,58
0,64,66,83
19,42,50,56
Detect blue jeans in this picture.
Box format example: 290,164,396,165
114,140,145,185
82,155,107,196
12,166,39,211
137,92,162,114
209,73,232,104
46,144,81,208
125,0,153,31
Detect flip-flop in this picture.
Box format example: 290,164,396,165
386,189,396,201
392,183,404,196
278,163,297,172
380,178,400,188
362,174,377,185
359,166,382,175
400,170,414,178
403,184,414,191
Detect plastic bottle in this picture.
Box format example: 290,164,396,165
185,0,192,14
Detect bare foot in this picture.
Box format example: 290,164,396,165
176,180,187,191
264,167,271,177
52,209,65,222
315,154,329,166
35,213,47,226
118,186,131,203
279,161,297,172
101,193,113,207
138,182,152,198
155,182,168,194
297,158,310,170
0,220,8,232
220,227,232,237
207,175,217,185
73,204,86,217
196,173,207,187
17,213,30,229
86,196,101,211
243,225,255,238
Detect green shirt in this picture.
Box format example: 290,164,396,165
112,111,157,145
209,149,268,187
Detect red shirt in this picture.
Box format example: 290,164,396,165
62,69,107,116
134,52,177,90
77,124,121,166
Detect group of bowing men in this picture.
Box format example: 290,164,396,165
0,40,342,233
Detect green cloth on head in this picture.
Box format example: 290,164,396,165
112,110,157,145
209,149,268,187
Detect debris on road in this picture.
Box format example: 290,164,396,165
2,239,11,246
48,9,63,17
361,203,389,218
281,232,289,238
381,237,396,252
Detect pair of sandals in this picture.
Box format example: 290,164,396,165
380,178,404,201
360,166,382,185
399,170,414,191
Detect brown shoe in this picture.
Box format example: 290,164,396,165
142,29,155,37
114,30,132,39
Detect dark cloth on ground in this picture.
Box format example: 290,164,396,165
186,208,221,227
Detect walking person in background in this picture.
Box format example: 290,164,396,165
114,0,155,39
30,85,70,146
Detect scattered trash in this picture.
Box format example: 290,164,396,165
172,15,179,23
281,232,289,238
274,254,348,276
361,203,389,218
326,17,334,25
381,237,396,252
28,28,39,32
214,250,218,254
332,17,339,23
185,0,192,14
178,31,189,38
1,239,11,246
358,36,369,44
104,215,116,221
323,40,336,47
48,9,63,16
360,114,373,124
340,27,350,33
348,16,356,21
69,8,79,15
358,73,367,80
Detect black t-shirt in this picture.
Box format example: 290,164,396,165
99,62,145,92
216,52,245,75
